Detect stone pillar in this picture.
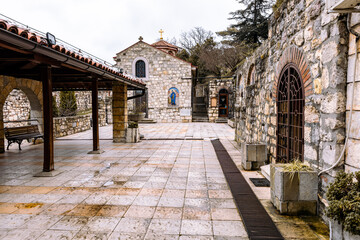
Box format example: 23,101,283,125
112,82,127,142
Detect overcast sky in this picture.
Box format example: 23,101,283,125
1,0,239,63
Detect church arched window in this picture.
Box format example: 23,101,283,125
135,60,146,78
247,64,255,86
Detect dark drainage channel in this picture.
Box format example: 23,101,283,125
211,139,283,240
143,137,204,140
250,178,270,187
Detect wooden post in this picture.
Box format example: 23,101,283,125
92,78,99,151
41,65,54,172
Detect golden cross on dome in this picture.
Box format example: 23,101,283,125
159,29,164,40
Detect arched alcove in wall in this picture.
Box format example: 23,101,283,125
0,77,43,152
274,46,314,163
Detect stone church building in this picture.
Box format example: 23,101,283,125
113,37,196,123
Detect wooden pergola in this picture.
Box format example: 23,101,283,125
0,19,146,174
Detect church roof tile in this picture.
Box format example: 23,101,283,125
0,19,145,86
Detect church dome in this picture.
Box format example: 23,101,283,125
151,40,178,56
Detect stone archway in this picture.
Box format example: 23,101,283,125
0,76,43,153
274,46,314,162
273,46,314,98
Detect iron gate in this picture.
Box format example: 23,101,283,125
276,64,304,163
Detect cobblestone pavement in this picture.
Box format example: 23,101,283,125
0,123,328,240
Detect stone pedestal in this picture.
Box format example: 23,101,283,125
241,143,267,170
270,164,318,215
329,220,360,240
126,128,140,143
228,118,235,128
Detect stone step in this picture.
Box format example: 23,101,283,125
192,118,209,122
215,118,228,123
138,118,157,124
193,115,207,117
195,97,205,103
260,164,271,181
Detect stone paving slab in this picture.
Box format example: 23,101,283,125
0,123,329,239
0,123,246,239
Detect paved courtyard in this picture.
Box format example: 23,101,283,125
0,123,328,240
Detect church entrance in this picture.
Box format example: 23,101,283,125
218,89,229,118
276,64,304,163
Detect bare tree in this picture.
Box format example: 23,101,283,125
179,27,214,52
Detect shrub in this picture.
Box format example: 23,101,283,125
128,121,138,128
326,171,360,235
52,96,59,117
59,91,77,116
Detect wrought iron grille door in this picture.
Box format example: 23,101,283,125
276,64,304,163
219,89,229,117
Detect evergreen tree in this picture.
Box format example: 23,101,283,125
52,95,59,117
219,0,271,44
59,91,77,116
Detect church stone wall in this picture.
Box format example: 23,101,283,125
234,0,350,219
115,41,193,123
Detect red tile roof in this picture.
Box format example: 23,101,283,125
151,40,178,53
0,19,145,86
114,40,196,68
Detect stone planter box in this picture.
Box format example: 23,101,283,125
241,143,266,170
330,220,360,240
270,164,317,215
227,118,235,128
128,113,145,122
126,128,140,143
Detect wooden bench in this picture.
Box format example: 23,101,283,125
4,125,43,150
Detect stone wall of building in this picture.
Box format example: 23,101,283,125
3,89,112,136
3,89,31,127
53,115,91,138
114,41,193,123
345,15,360,173
234,0,350,219
207,78,235,122
53,91,112,114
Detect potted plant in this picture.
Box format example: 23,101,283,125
270,160,317,215
126,121,140,143
128,102,146,122
326,171,360,240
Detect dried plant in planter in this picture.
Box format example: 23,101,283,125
282,159,313,182
326,171,360,235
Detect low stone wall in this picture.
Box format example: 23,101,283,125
148,107,192,123
53,115,91,137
